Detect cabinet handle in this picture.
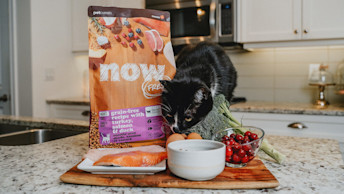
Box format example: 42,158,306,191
303,29,308,34
294,29,298,34
81,110,90,116
287,122,307,129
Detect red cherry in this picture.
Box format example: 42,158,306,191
238,149,246,158
233,142,242,152
241,155,249,163
226,155,231,162
228,139,235,145
243,136,250,143
226,146,233,157
242,144,252,152
250,133,258,140
230,133,236,139
231,154,241,163
236,134,244,142
244,131,252,137
246,148,255,156
222,135,229,141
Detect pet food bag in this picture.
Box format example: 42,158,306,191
88,6,176,148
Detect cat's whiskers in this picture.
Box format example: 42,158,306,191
160,103,172,112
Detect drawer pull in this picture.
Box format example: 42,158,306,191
288,122,307,129
81,110,90,116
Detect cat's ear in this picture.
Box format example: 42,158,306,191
194,87,210,103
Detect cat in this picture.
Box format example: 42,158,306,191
160,42,237,134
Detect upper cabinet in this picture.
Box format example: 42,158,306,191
236,0,344,47
71,0,144,52
302,0,344,40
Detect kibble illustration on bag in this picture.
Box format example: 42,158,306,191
88,6,176,148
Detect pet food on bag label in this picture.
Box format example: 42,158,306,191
88,6,176,149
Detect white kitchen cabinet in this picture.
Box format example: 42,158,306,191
237,0,344,43
71,0,144,52
231,112,344,143
49,104,90,121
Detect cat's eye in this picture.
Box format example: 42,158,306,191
166,114,173,118
185,117,192,122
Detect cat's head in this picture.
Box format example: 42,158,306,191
160,80,213,134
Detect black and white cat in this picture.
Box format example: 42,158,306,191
160,42,237,134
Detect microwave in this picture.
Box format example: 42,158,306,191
146,0,237,47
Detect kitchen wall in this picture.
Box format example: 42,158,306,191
30,0,87,118
20,1,344,118
28,0,142,118
227,46,344,104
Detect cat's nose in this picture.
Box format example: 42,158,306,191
172,126,180,133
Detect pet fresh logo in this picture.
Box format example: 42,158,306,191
93,11,112,16
100,63,171,99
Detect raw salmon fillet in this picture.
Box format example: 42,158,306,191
84,145,166,162
93,151,167,167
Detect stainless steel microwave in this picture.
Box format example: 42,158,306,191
146,0,236,46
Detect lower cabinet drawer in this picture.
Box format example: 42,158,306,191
49,104,90,121
231,112,344,142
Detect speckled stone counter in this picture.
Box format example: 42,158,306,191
46,97,90,106
0,115,88,132
46,97,90,105
1,133,343,193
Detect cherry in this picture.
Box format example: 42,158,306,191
226,146,233,157
242,144,252,152
222,135,229,141
246,148,254,156
238,149,246,158
230,133,236,139
236,134,244,142
233,142,242,152
231,154,241,163
243,136,250,143
226,155,231,162
244,131,252,137
241,155,249,163
250,133,258,140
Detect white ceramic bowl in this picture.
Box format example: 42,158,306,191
167,140,226,181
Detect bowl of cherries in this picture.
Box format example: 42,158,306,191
212,126,265,168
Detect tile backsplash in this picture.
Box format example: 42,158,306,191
226,46,344,104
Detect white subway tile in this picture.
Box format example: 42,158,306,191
274,88,314,103
275,76,310,89
234,88,274,102
235,63,274,76
274,48,328,64
238,76,274,88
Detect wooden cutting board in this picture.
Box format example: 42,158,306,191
60,158,279,190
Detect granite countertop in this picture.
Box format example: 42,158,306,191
0,115,88,132
46,97,344,116
1,133,343,193
46,97,90,106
